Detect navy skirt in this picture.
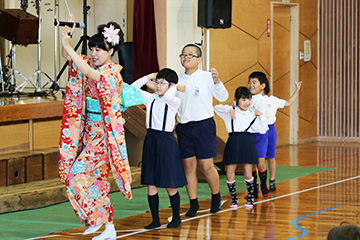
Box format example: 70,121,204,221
222,132,259,165
141,129,187,188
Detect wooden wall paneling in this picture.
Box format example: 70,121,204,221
232,0,272,39
25,154,43,183
299,62,318,139
289,5,300,144
0,160,7,187
211,0,318,144
7,156,25,186
33,119,61,150
42,149,59,180
210,27,258,83
0,122,29,153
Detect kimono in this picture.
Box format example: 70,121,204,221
59,55,132,226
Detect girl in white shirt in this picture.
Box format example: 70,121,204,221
131,68,187,229
215,87,268,208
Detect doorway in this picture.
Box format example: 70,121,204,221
271,2,299,145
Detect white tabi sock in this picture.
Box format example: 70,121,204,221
83,224,103,235
91,223,116,240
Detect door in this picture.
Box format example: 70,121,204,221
271,2,299,145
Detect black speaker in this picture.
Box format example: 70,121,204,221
118,42,133,84
198,0,232,29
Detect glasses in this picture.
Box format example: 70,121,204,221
179,54,199,59
155,80,171,85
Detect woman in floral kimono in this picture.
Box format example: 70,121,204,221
59,15,132,240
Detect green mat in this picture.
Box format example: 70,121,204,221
0,164,333,240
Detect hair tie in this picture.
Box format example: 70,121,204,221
102,24,120,46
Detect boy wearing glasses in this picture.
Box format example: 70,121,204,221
176,44,229,217
131,68,187,229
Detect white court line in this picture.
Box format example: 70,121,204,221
27,175,360,239
116,175,360,239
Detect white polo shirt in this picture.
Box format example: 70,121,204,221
214,104,268,134
249,93,268,133
176,69,229,124
263,95,286,125
131,76,180,132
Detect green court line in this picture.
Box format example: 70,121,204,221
0,165,333,240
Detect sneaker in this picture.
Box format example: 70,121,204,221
230,198,238,209
269,180,276,191
245,197,254,209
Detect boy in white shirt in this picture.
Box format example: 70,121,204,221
175,43,229,217
263,81,302,191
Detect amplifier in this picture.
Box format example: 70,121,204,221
0,9,38,45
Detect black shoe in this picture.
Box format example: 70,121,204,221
269,180,276,191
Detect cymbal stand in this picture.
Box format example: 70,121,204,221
8,43,35,93
15,0,56,94
0,51,4,92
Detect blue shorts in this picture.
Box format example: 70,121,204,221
175,118,217,159
266,124,277,158
252,133,268,158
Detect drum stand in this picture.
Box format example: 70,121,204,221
14,0,57,94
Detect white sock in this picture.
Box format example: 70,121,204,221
91,223,116,240
83,224,103,235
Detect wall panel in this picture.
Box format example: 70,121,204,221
211,0,318,145
319,0,360,138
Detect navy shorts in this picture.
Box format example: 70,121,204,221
266,124,277,158
251,132,268,158
175,118,217,159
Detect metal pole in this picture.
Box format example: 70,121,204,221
206,28,210,71
81,0,88,55
54,0,58,84
36,0,42,91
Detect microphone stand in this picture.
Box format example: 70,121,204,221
54,0,90,85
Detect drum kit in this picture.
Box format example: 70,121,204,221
0,0,89,96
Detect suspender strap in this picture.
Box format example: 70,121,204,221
162,104,168,131
149,99,156,128
231,106,235,133
245,117,258,132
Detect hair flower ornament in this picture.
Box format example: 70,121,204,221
102,24,120,46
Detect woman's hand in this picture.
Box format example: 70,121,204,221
61,14,76,60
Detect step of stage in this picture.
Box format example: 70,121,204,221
0,166,142,214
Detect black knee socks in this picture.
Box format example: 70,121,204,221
227,180,238,205
210,192,221,213
145,193,161,229
259,170,270,197
252,170,259,198
167,192,181,228
185,198,200,217
245,177,255,206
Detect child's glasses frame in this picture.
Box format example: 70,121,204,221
179,54,199,59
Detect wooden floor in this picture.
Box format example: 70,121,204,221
28,141,360,240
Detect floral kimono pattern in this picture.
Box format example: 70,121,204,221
59,55,132,226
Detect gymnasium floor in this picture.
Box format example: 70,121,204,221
1,142,359,239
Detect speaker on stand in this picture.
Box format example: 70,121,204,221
197,0,232,71
198,0,232,29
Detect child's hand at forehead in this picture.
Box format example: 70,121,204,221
210,68,220,84
176,84,186,93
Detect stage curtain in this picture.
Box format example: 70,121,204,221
132,0,159,82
